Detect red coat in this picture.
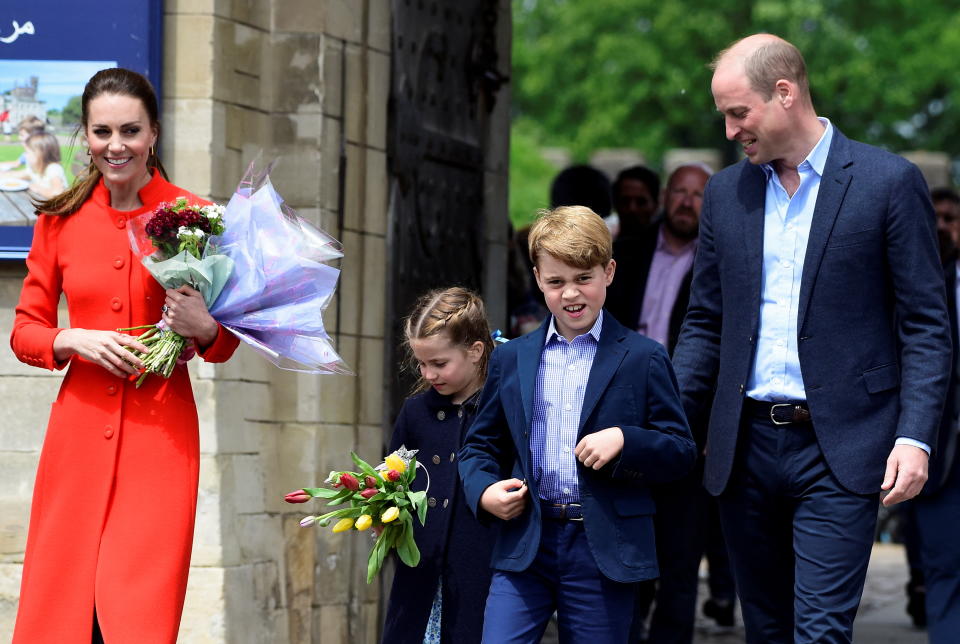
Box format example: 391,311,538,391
10,172,239,643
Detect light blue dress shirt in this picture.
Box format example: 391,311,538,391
747,118,928,453
530,312,603,504
746,118,833,402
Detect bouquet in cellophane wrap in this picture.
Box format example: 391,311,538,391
124,161,352,384
122,198,233,385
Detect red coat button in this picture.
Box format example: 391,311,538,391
104,426,114,439
116,217,126,229
110,297,122,311
112,256,125,269
106,384,117,395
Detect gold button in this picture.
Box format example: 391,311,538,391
432,455,441,465
437,410,446,421
449,452,456,462
428,497,437,507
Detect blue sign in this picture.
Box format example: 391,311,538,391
0,0,163,259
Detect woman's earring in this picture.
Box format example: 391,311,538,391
149,145,155,158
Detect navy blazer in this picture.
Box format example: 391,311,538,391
673,128,952,496
459,313,697,583
382,388,493,644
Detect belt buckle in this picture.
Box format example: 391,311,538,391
553,502,584,521
769,403,793,425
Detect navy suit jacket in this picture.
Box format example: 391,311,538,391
673,128,952,496
458,313,697,583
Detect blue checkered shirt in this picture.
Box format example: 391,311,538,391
530,312,603,504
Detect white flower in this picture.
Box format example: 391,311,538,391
177,226,206,239
201,204,225,220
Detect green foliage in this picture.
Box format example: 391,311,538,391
512,0,960,170
61,96,82,125
509,118,557,228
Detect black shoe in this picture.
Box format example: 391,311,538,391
702,597,735,628
906,581,927,629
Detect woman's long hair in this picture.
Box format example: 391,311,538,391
35,68,168,216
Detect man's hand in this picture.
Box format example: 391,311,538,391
479,478,527,520
880,444,929,507
575,426,624,470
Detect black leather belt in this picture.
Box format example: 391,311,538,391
745,398,811,425
541,501,583,521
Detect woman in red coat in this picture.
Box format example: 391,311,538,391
10,68,239,643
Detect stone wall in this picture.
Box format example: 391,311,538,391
0,1,510,641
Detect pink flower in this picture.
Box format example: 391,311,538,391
360,488,378,499
364,475,378,489
339,473,360,491
284,489,311,504
385,469,401,482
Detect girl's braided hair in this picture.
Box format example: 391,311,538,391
404,287,495,393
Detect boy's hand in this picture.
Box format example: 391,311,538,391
479,479,527,520
575,427,624,470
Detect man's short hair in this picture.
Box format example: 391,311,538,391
931,187,960,204
712,36,810,102
528,205,612,269
612,165,660,202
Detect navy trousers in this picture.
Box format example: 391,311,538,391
718,408,878,644
914,452,960,644
482,518,638,643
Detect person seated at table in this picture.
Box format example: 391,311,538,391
13,132,67,199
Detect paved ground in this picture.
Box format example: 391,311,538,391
542,544,928,643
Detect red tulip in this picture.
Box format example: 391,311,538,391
385,469,401,482
360,488,378,499
339,473,360,491
364,475,378,489
284,489,311,504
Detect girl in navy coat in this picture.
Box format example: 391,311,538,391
381,287,497,644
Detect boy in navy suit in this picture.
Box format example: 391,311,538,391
459,206,697,643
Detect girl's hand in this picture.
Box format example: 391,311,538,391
53,328,148,378
163,285,219,347
479,478,527,520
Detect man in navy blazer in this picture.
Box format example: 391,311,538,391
672,34,951,644
460,206,696,642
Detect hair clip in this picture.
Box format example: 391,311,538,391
491,329,509,344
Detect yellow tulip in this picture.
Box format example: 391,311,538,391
384,453,406,474
332,518,354,533
381,506,400,523
355,514,373,531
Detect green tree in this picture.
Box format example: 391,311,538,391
61,95,82,125
512,0,960,167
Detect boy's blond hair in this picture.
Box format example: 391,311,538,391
527,205,612,269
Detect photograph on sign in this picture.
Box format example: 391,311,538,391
0,59,115,225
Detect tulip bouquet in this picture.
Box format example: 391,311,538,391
285,447,428,583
